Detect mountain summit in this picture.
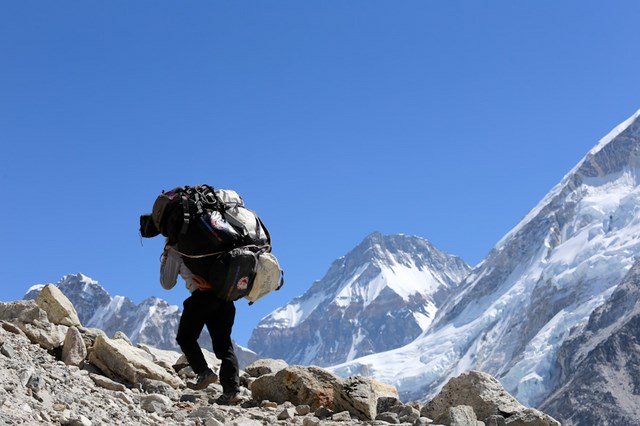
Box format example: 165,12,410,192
249,232,471,366
331,109,640,411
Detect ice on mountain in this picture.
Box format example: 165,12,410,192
250,233,472,367
326,109,640,406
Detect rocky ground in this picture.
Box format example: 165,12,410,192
0,285,560,425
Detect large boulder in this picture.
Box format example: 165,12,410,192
61,326,87,366
0,300,48,324
88,334,183,388
251,365,339,410
421,371,559,426
334,375,399,421
0,299,68,350
16,321,68,351
35,284,81,327
435,405,482,426
245,358,288,377
250,365,399,420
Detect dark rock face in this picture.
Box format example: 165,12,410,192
540,258,640,426
249,233,471,366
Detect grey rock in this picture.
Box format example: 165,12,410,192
140,378,179,400
75,416,93,426
377,396,403,414
332,410,352,421
398,405,421,423
62,326,87,367
189,406,225,420
1,320,27,336
485,415,507,426
16,321,67,350
62,414,92,426
277,406,296,420
335,375,399,420
296,404,311,415
1,342,16,359
18,367,34,386
113,391,135,405
434,405,478,426
226,417,262,426
87,334,182,388
180,393,198,403
89,373,126,392
36,284,81,327
112,331,133,345
314,405,334,419
77,326,107,349
503,409,562,426
376,411,400,423
303,417,321,426
139,393,173,413
0,300,48,324
422,371,558,426
26,374,45,393
245,358,288,377
251,365,339,410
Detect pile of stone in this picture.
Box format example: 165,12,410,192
0,284,560,425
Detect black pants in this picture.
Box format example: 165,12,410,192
176,290,240,394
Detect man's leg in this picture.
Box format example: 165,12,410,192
206,299,240,394
176,292,209,375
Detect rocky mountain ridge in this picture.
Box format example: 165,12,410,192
0,283,559,425
24,273,259,369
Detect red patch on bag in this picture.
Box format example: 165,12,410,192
236,276,249,291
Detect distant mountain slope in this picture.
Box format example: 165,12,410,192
249,232,472,366
330,109,640,407
540,257,640,425
24,273,258,368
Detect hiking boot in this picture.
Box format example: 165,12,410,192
188,368,218,390
215,390,243,405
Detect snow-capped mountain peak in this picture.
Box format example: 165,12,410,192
249,232,472,366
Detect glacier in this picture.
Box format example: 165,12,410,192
330,109,640,406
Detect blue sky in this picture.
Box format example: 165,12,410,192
2,1,640,347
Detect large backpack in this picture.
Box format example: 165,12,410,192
140,184,283,303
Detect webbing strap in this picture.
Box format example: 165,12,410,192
180,196,190,235
170,244,268,259
169,246,226,259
